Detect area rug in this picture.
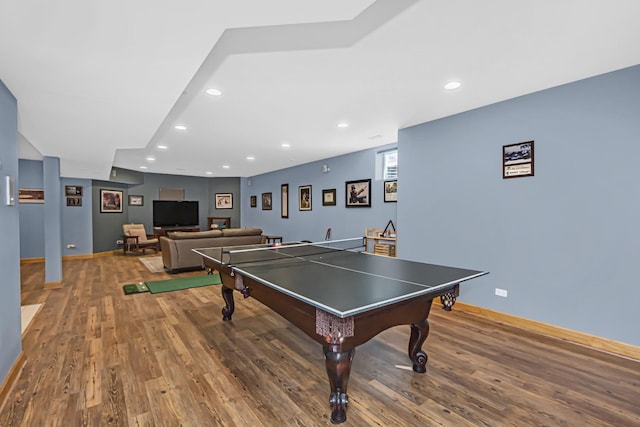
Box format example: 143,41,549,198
123,274,222,295
139,256,164,273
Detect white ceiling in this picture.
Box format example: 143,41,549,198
2,0,639,180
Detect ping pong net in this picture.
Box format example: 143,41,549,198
215,237,365,267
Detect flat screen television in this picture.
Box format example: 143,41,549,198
153,200,199,227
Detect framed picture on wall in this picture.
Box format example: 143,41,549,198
322,189,336,206
65,185,82,197
215,193,233,209
299,185,312,211
503,140,534,178
281,184,289,218
18,188,44,204
262,192,272,210
128,195,144,206
346,179,371,207
100,189,123,213
384,180,397,202
66,197,82,207
250,195,257,208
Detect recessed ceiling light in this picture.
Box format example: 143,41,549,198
444,81,462,90
174,125,187,131
157,144,168,150
139,166,148,169
337,122,349,128
206,88,223,96
222,164,230,169
146,156,155,162
281,142,291,149
246,155,255,161
205,171,213,175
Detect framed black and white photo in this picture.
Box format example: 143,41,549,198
250,195,257,208
384,180,397,202
100,189,123,213
128,195,144,206
215,193,233,209
299,185,312,211
65,185,82,197
346,179,371,207
503,140,534,178
322,189,336,206
281,184,289,218
262,192,272,210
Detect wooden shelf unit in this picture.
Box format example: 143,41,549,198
207,216,231,230
364,228,397,257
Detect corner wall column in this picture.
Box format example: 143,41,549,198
43,156,62,288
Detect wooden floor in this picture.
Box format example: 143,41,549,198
1,254,639,426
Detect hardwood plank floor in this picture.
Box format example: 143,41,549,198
2,253,639,426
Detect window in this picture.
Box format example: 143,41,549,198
381,149,397,179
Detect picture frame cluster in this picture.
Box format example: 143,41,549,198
250,178,397,215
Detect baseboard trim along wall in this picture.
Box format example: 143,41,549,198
455,302,640,361
0,351,25,413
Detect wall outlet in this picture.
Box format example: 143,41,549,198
66,244,76,249
116,239,124,245
495,288,508,298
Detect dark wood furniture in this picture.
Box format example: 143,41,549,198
207,216,231,230
195,246,486,424
265,235,283,244
153,226,199,237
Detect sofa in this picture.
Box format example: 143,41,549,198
159,228,266,273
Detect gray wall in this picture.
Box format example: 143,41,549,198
0,80,21,386
18,159,45,258
61,178,93,256
241,144,397,242
398,65,640,347
92,174,240,253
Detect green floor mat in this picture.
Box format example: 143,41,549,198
145,274,222,294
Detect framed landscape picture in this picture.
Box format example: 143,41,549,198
384,180,397,202
128,195,144,206
262,192,272,210
299,185,312,211
100,189,123,213
346,179,371,207
322,189,336,206
215,193,233,209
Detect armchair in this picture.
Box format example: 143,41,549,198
122,224,159,255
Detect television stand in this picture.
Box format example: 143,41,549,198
153,226,200,237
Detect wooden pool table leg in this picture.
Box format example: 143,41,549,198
323,346,355,424
221,286,235,321
409,299,433,373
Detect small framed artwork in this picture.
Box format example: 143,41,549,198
18,188,44,204
322,189,336,206
281,184,289,218
100,189,123,213
128,195,144,206
250,195,257,208
65,185,82,197
66,197,82,207
215,193,233,209
503,140,534,179
262,192,272,210
299,185,312,211
384,180,397,203
346,179,371,207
